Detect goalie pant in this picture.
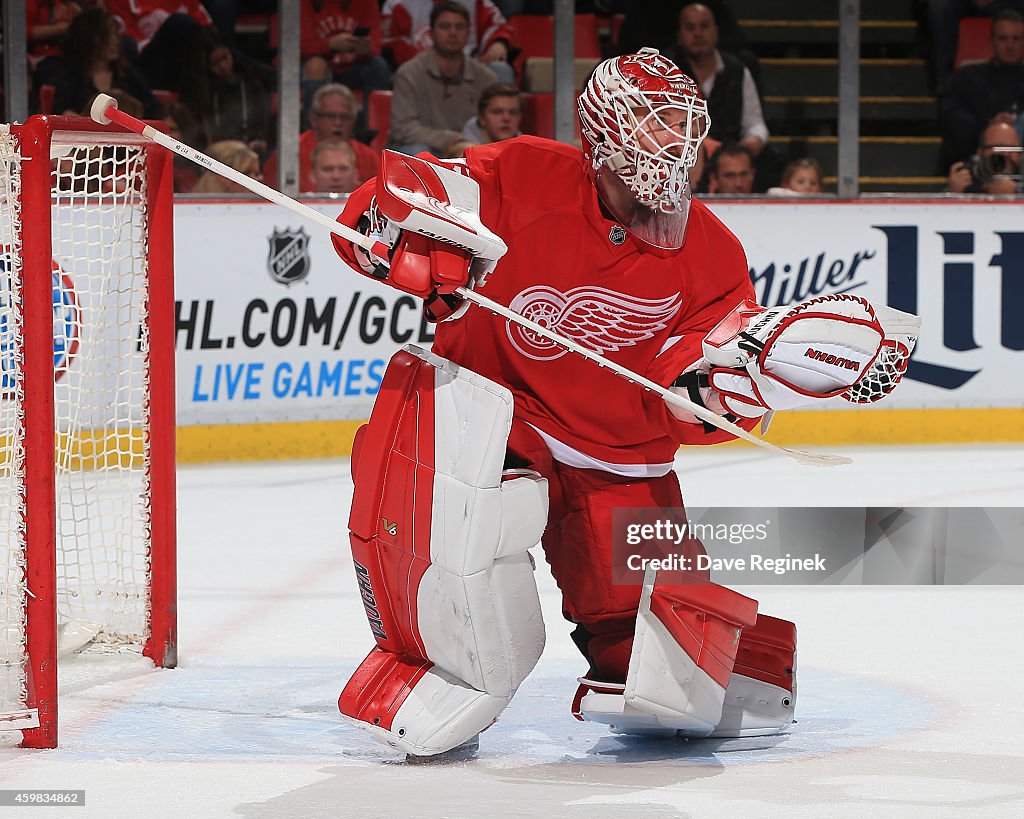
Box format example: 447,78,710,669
507,418,797,738
338,345,795,753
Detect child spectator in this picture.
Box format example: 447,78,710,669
460,82,522,145
768,158,824,195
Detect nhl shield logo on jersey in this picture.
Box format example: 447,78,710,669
267,227,311,286
609,225,627,245
506,285,681,361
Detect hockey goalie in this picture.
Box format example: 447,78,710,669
331,48,919,756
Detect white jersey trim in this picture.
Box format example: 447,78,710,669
526,423,675,478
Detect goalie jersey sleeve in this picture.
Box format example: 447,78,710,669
336,137,757,476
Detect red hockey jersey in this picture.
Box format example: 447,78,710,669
339,137,757,475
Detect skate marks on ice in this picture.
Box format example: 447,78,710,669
54,660,932,767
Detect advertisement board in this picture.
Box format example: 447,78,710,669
170,199,1024,456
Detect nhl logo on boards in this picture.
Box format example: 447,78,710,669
0,248,80,396
609,225,627,245
267,227,311,286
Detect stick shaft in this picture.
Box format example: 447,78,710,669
98,100,378,254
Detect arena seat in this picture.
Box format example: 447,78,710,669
367,90,393,153
521,93,554,139
954,17,993,68
39,84,56,115
509,14,602,79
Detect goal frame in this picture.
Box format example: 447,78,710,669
12,115,177,749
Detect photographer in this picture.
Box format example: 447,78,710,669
940,9,1024,167
948,121,1023,193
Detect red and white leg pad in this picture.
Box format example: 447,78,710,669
576,570,758,737
339,345,548,756
710,613,797,737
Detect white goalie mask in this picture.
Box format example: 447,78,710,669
578,48,710,250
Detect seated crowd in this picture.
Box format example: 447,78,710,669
22,1,1023,196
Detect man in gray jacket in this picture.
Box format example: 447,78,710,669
389,1,498,156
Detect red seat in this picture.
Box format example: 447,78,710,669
610,14,626,47
955,17,993,68
367,90,393,153
38,84,56,114
509,14,602,77
152,89,179,109
522,93,554,139
521,92,582,140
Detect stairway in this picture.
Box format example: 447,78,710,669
732,0,943,192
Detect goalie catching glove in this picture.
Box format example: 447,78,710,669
668,295,920,423
340,151,508,321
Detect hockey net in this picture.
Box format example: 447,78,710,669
0,117,176,748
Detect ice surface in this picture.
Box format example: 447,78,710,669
1,444,1023,818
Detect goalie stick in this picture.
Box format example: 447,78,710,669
90,93,849,467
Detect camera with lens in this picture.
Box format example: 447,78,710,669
964,148,1021,186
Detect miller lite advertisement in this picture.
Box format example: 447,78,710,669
172,200,1024,426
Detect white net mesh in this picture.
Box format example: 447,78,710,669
51,140,152,646
0,128,30,728
0,128,155,733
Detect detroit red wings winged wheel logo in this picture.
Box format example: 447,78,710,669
505,285,681,361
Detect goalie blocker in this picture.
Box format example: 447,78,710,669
333,151,507,322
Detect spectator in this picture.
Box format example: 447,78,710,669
947,120,1022,192
381,0,515,83
671,2,768,158
26,0,82,70
708,142,755,194
298,0,393,105
105,0,214,91
160,101,205,192
617,0,757,77
460,82,522,144
390,2,498,156
179,28,274,153
928,0,1024,91
262,84,379,192
192,139,262,193
33,8,160,118
309,139,361,193
940,10,1024,166
767,157,824,195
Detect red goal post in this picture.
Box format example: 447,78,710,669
0,116,176,748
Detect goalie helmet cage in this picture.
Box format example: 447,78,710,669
0,116,176,749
